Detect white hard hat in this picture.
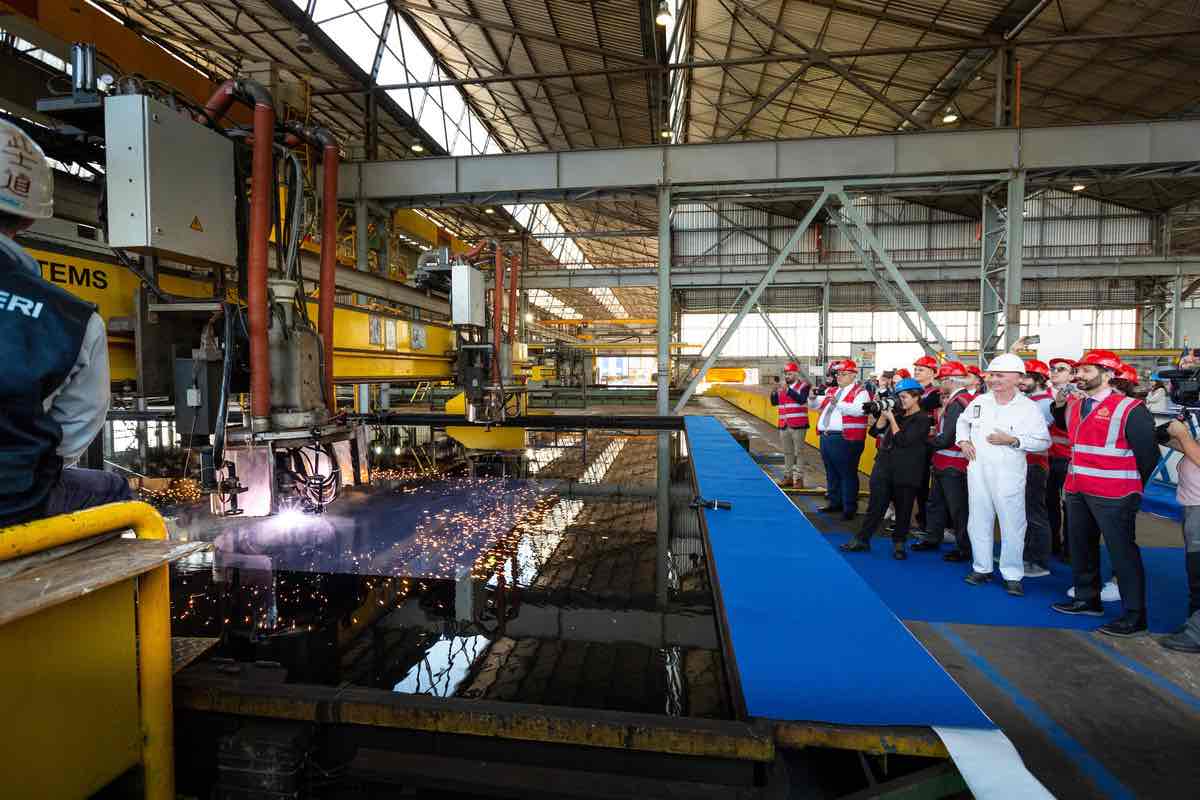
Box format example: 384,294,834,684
0,120,53,221
986,353,1027,373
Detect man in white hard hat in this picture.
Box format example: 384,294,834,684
954,352,1052,596
0,120,129,525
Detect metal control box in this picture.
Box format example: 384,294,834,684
104,94,237,267
451,261,485,327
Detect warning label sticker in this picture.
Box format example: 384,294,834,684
190,216,204,232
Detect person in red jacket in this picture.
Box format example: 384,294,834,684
913,360,975,560
1019,359,1055,577
1050,349,1161,637
1046,357,1077,559
770,362,811,488
815,359,871,521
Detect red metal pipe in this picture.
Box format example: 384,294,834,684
493,244,504,383
205,80,275,426
319,141,338,410
507,253,520,342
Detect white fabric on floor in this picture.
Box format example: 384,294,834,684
934,726,1053,799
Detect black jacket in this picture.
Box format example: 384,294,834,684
1050,397,1160,486
931,391,972,453
870,410,932,488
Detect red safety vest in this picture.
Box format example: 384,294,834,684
1064,392,1144,498
1026,390,1053,471
819,383,868,441
931,390,975,472
773,381,810,429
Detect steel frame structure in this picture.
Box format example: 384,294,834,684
979,172,1026,363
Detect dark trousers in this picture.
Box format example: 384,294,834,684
914,449,931,531
856,467,915,545
926,467,970,555
1183,506,1200,618
820,432,864,514
1047,457,1069,557
1066,492,1145,615
1025,464,1052,567
42,467,133,517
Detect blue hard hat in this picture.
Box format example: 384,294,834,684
894,377,922,393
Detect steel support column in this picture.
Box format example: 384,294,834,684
672,190,832,413
757,303,800,365
980,171,1025,363
656,186,671,610
819,279,830,363
1172,273,1183,347
835,192,958,359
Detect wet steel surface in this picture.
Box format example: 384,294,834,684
170,433,732,720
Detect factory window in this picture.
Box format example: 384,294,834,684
369,316,382,346
681,313,820,359
1019,308,1138,349
597,356,657,385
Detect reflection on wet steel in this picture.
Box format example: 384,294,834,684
171,433,731,719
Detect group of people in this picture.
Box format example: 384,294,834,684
772,343,1200,649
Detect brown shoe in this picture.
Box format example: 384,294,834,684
791,476,804,489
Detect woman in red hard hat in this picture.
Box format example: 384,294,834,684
1049,349,1161,637
770,361,811,488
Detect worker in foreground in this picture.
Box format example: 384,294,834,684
955,353,1051,596
0,121,130,526
770,362,811,488
1050,349,1159,637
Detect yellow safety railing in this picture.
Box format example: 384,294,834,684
0,501,174,800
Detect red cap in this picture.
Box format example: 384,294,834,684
1078,349,1122,371
1024,359,1050,378
894,368,912,379
784,362,800,372
914,355,939,370
831,359,858,373
966,364,983,377
937,360,968,378
1117,363,1139,383
1048,357,1077,369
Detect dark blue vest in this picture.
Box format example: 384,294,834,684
0,251,94,525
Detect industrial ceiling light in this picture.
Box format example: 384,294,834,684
484,208,495,214
655,0,672,27
410,142,424,153
942,110,959,124
660,129,672,139
524,312,535,322
507,227,516,233
1072,183,1086,192
296,33,314,55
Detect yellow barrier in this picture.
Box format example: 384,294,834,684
0,502,175,800
705,384,877,474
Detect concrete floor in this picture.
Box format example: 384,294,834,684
694,394,1200,798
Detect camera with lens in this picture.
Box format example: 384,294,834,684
1159,367,1200,409
863,395,897,416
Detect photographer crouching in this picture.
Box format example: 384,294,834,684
839,378,932,560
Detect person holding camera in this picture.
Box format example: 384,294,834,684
815,359,871,520
1047,358,1078,560
1160,413,1200,653
955,354,1053,596
770,362,811,489
1050,349,1160,637
839,378,932,560
1019,359,1056,578
912,361,975,559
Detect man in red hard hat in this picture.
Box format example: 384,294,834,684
910,355,943,538
1050,349,1161,637
913,360,976,559
965,363,985,395
815,359,870,521
770,361,811,488
1046,358,1078,560
1018,359,1055,578
1112,363,1141,397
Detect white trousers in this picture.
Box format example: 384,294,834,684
966,462,1028,581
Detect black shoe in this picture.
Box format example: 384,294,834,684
1161,632,1200,653
1099,615,1148,638
963,571,991,586
893,544,907,560
841,511,856,521
1051,600,1104,617
817,505,842,514
839,540,869,553
911,540,940,552
1004,580,1024,597
943,550,969,563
